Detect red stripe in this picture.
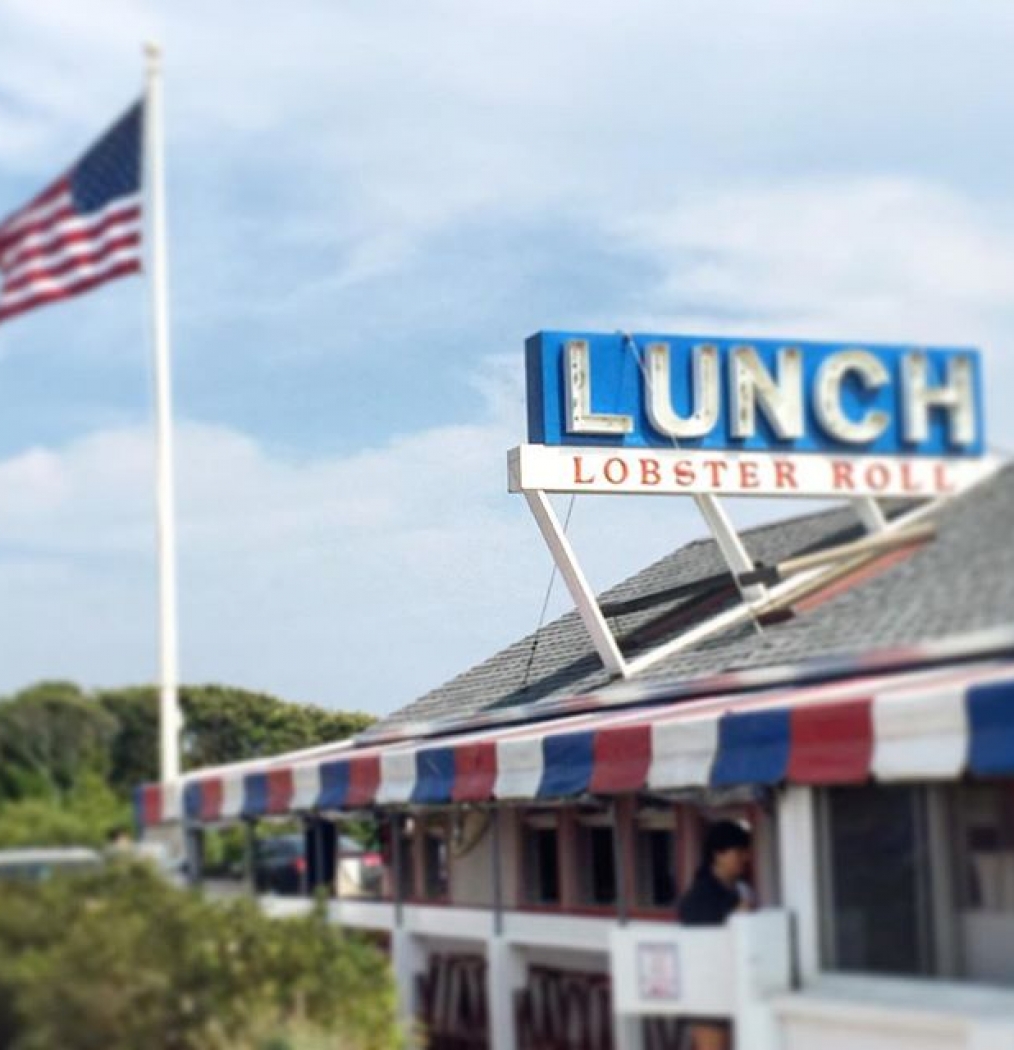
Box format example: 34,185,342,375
142,784,163,827
0,259,141,323
3,232,141,295
589,723,652,793
0,204,76,258
346,754,381,807
2,204,142,274
0,177,69,241
787,698,873,784
200,779,224,822
266,769,294,814
452,741,497,802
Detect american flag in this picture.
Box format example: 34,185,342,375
0,101,144,324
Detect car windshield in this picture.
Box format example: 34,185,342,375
257,836,302,859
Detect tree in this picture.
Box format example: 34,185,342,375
0,774,128,849
0,681,374,846
0,682,117,803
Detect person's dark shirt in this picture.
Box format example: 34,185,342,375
678,866,740,926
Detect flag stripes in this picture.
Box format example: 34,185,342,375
0,102,144,324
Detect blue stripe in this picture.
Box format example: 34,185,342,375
243,772,269,817
318,761,350,810
711,708,791,786
538,731,595,798
183,781,202,822
413,747,456,804
968,678,1014,775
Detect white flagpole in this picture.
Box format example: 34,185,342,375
143,42,182,785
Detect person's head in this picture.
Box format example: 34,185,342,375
107,826,132,849
702,820,751,883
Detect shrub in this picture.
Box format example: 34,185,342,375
0,864,399,1050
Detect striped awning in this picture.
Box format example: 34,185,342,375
137,659,1014,828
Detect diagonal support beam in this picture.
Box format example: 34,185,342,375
692,493,766,603
524,490,628,677
853,496,888,533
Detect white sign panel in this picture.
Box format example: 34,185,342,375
637,942,681,1001
509,444,997,499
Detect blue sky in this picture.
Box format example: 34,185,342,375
1,0,1013,715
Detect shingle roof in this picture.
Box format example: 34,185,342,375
368,463,1014,739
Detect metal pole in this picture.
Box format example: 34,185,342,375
143,42,182,785
244,820,258,896
299,816,310,897
611,801,628,927
392,812,404,926
492,807,504,936
314,816,327,897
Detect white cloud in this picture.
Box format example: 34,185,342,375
2,0,1014,712
0,360,724,710
612,177,1014,447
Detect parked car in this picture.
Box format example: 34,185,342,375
254,833,382,897
254,834,308,895
0,847,103,883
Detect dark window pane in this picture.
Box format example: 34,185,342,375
823,785,931,976
635,828,677,908
577,825,616,906
423,825,448,899
522,821,560,905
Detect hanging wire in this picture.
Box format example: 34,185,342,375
521,493,577,689
618,330,763,634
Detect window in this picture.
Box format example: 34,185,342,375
421,815,449,900
521,809,560,905
820,785,934,976
574,807,616,907
951,783,1014,984
634,802,678,910
819,783,1014,985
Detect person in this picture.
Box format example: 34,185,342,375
678,820,753,1050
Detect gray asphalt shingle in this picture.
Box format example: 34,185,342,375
368,463,1014,739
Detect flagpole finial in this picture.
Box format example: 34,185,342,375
144,41,162,69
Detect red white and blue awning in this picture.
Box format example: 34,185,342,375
137,659,1014,828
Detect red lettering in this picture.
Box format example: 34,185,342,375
900,462,922,494
831,460,855,491
864,463,890,492
774,460,798,490
703,460,728,487
674,460,696,487
573,456,595,485
603,457,629,485
640,458,661,486
738,461,760,490
934,463,955,494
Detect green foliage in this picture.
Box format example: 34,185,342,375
0,681,375,846
180,686,375,771
0,682,117,801
0,774,130,848
0,865,400,1050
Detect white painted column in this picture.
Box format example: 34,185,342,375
487,938,523,1050
390,928,424,1040
731,911,792,1050
777,786,821,983
612,1013,644,1050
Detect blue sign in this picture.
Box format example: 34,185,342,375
525,331,984,457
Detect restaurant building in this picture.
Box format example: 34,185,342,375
140,333,1014,1049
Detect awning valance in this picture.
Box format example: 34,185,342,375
137,660,1014,828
